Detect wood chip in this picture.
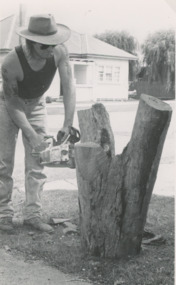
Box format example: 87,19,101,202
50,218,72,225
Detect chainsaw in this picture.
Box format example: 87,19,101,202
33,127,80,168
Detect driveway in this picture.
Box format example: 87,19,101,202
0,249,92,285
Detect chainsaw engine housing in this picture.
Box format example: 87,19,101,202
39,127,80,168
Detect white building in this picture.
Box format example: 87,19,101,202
47,30,137,102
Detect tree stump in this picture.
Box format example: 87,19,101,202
75,94,172,258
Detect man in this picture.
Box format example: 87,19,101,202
0,14,75,233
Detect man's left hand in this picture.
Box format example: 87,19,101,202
57,126,70,144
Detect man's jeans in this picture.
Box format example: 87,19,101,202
0,95,47,220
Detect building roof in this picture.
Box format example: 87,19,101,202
0,15,20,49
65,30,137,61
0,15,137,61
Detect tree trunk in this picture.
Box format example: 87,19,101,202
75,94,172,258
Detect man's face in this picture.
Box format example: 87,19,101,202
33,43,57,59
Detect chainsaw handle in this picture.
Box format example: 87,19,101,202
56,126,81,145
69,127,80,143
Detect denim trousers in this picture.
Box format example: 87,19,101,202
0,95,47,220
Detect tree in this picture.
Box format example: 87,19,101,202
141,29,175,93
75,96,172,258
94,30,139,81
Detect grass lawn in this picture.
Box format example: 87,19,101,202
0,188,174,285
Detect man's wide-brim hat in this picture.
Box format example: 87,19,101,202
16,14,71,45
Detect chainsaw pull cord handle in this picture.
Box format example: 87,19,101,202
44,135,54,139
43,135,56,147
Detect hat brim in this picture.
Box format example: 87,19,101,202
16,23,71,45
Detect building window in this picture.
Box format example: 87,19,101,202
98,65,120,83
106,66,113,81
114,67,120,82
98,66,104,81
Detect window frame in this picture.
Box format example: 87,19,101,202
97,65,121,84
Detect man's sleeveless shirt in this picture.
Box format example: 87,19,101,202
15,46,57,99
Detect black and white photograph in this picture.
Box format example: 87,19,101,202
0,0,175,284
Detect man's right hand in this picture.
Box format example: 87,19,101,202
31,133,50,156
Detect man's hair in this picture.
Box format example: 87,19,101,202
25,39,35,52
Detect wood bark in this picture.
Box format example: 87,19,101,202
75,94,172,258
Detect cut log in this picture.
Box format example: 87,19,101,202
75,94,172,258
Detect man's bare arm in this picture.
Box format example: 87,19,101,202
1,62,43,148
57,44,76,129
